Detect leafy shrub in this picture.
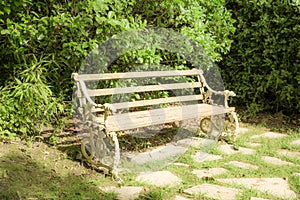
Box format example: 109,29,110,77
0,56,64,139
219,0,300,115
0,0,235,140
132,0,235,61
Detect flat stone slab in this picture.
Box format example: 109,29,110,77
294,173,300,177
100,186,144,200
247,142,262,147
175,137,207,148
136,171,182,187
238,127,250,134
171,162,189,167
217,178,297,199
277,149,300,158
251,132,287,139
192,151,222,163
192,168,228,179
184,183,240,200
262,156,294,165
127,144,187,164
174,195,190,200
227,161,259,170
220,144,256,155
290,139,300,146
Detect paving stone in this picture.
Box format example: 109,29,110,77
179,138,216,149
172,162,189,167
277,149,300,158
174,195,190,200
250,198,269,200
262,156,294,165
192,151,222,163
184,183,240,200
220,144,256,155
251,132,287,139
100,186,144,200
238,127,250,134
227,161,259,170
192,168,228,179
175,137,206,148
247,142,262,147
136,171,182,187
192,168,227,178
290,139,300,146
217,178,297,199
127,144,187,164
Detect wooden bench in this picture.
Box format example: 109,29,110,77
72,68,239,174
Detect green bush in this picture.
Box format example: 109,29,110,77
0,0,235,140
0,56,64,139
219,0,300,115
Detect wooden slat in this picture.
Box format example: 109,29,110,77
105,104,235,132
90,95,203,112
87,82,202,97
73,70,201,81
111,95,203,110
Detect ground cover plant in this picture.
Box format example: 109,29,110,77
0,120,299,199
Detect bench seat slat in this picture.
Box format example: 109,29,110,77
104,104,234,132
74,70,201,81
91,94,203,112
87,82,202,97
111,94,204,110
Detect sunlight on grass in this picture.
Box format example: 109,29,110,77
1,124,299,199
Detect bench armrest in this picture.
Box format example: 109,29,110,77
75,83,116,115
211,90,236,108
77,80,102,108
197,70,236,108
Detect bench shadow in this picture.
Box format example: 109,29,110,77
0,147,116,200
118,124,199,152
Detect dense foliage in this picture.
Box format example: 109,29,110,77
219,0,300,115
0,0,235,139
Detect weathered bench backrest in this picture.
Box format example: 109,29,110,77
73,69,209,112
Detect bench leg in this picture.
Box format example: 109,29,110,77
200,112,239,142
230,111,239,137
107,132,120,178
80,132,113,168
199,114,225,138
80,128,120,175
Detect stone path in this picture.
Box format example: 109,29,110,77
102,129,299,200
136,171,182,186
220,144,256,155
290,139,300,146
217,178,297,199
184,184,240,200
192,167,228,178
227,161,259,170
277,149,300,158
262,156,295,165
251,131,288,139
100,186,144,200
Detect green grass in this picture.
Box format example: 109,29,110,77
0,125,299,200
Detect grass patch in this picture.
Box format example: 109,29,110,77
1,122,299,199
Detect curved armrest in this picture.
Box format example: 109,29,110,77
78,80,116,113
196,69,236,108
78,80,102,108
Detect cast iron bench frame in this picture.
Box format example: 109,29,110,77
72,68,239,174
